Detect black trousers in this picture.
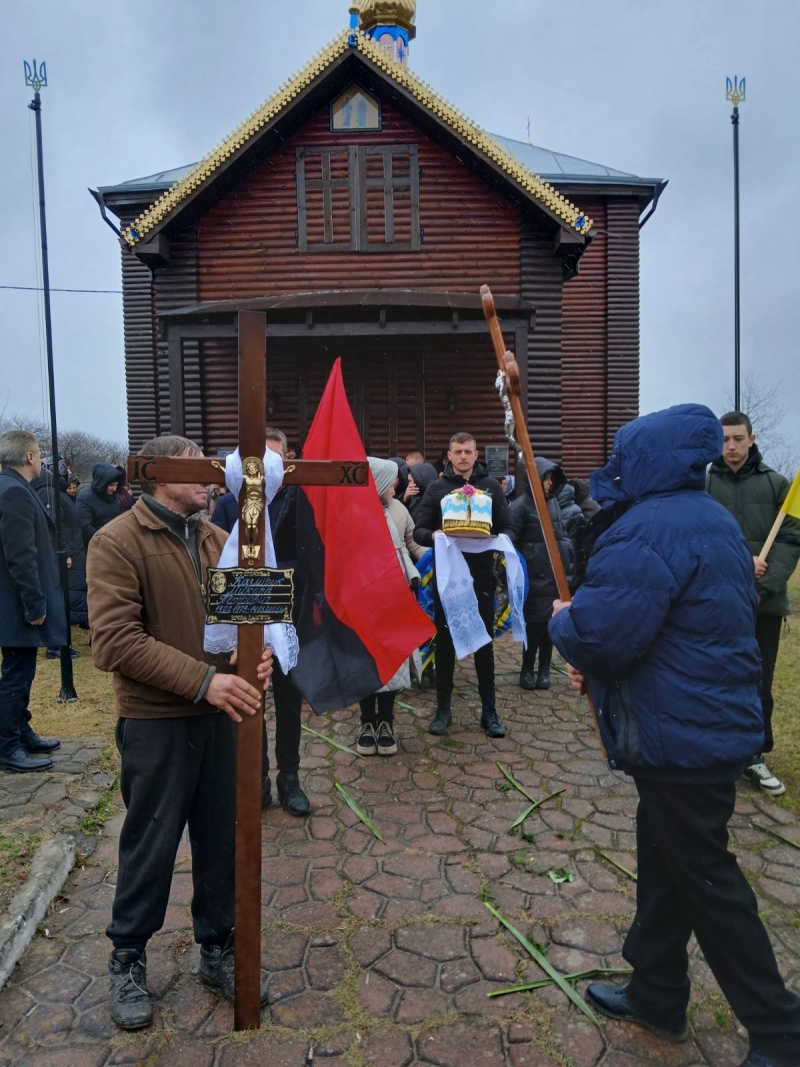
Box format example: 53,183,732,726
625,777,800,1059
359,692,396,726
521,620,553,673
0,647,38,758
107,714,236,953
433,574,496,712
262,663,302,778
755,614,783,755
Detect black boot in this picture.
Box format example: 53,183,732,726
429,699,452,736
277,771,311,817
261,774,272,810
586,984,687,1042
108,949,152,1030
535,667,551,690
519,670,535,690
20,730,60,753
200,932,268,1006
480,707,506,738
0,746,53,773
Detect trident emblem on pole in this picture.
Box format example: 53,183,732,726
726,76,745,107
24,60,48,92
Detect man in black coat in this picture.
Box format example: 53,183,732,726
0,430,64,772
413,432,514,738
76,463,121,543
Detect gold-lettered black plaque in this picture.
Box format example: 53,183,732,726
206,567,295,624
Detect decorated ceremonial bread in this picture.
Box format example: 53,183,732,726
441,484,493,537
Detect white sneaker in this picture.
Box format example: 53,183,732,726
743,761,786,797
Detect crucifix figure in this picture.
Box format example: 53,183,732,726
127,310,367,1030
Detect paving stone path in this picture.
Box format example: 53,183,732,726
2,637,799,1066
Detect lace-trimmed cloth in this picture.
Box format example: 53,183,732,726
203,448,299,675
434,533,526,660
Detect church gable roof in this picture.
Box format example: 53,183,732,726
121,28,592,249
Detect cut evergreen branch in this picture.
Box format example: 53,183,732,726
489,967,632,997
594,847,638,881
484,902,599,1027
334,783,384,842
754,823,800,852
396,701,416,711
301,724,359,756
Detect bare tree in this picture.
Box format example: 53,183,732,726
0,412,128,483
723,374,799,477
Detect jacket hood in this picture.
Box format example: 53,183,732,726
557,482,576,507
409,463,439,496
522,457,566,498
442,459,489,484
91,463,122,495
571,478,592,504
590,404,723,506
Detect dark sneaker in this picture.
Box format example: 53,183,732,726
429,707,452,736
743,760,786,797
277,771,311,817
261,774,272,810
480,709,506,738
535,667,551,690
199,933,268,1006
21,732,61,753
0,746,53,773
109,949,152,1030
376,721,398,756
586,983,687,1042
357,722,377,756
519,670,535,690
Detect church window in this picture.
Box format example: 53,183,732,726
296,144,420,254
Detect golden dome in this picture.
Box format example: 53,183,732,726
357,1,417,38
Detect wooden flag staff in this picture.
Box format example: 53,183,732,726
480,285,606,755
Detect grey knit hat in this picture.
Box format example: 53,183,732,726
368,457,398,499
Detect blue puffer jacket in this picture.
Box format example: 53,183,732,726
549,403,763,782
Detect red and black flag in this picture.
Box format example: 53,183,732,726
291,359,434,713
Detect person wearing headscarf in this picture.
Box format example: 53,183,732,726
357,458,422,757
406,462,439,522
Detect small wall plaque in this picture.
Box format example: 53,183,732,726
206,567,295,625
484,445,509,479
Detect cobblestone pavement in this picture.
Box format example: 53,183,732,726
2,637,800,1066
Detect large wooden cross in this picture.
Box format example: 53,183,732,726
126,310,367,1030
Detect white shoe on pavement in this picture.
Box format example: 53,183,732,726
743,760,786,797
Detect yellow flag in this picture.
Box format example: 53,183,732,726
782,470,800,520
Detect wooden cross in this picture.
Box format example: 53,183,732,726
126,310,368,1030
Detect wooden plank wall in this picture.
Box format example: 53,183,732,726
196,95,522,298
119,212,158,452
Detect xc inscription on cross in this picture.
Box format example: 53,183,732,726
126,310,367,1030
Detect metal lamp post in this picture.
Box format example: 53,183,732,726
726,75,745,412
24,58,78,702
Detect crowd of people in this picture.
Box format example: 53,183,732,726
1,405,799,1064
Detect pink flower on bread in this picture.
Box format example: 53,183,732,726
461,484,477,497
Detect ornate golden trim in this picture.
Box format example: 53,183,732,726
122,29,592,247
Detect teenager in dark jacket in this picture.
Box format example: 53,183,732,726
556,480,589,584
707,412,800,797
549,404,800,1065
570,478,600,522
511,458,575,690
33,463,89,638
76,463,121,543
114,467,135,514
413,432,513,738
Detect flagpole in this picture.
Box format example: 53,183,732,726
726,76,745,412
25,59,78,702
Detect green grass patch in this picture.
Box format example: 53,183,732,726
79,786,118,836
769,570,800,817
0,832,43,912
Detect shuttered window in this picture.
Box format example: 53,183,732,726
296,145,420,253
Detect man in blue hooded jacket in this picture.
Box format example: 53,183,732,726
549,404,800,1067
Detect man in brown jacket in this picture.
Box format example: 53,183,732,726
87,435,272,1030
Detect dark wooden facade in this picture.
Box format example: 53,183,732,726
99,50,662,477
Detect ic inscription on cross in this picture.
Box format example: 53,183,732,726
127,311,367,1030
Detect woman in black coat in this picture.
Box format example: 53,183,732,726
33,467,88,629
76,463,121,543
510,458,575,691
405,463,439,521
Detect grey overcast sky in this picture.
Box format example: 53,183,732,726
2,0,798,464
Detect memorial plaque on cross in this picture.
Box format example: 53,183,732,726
126,310,368,1030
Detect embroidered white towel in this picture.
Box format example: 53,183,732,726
433,533,526,660
203,447,299,675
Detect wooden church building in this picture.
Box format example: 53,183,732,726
94,0,666,476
